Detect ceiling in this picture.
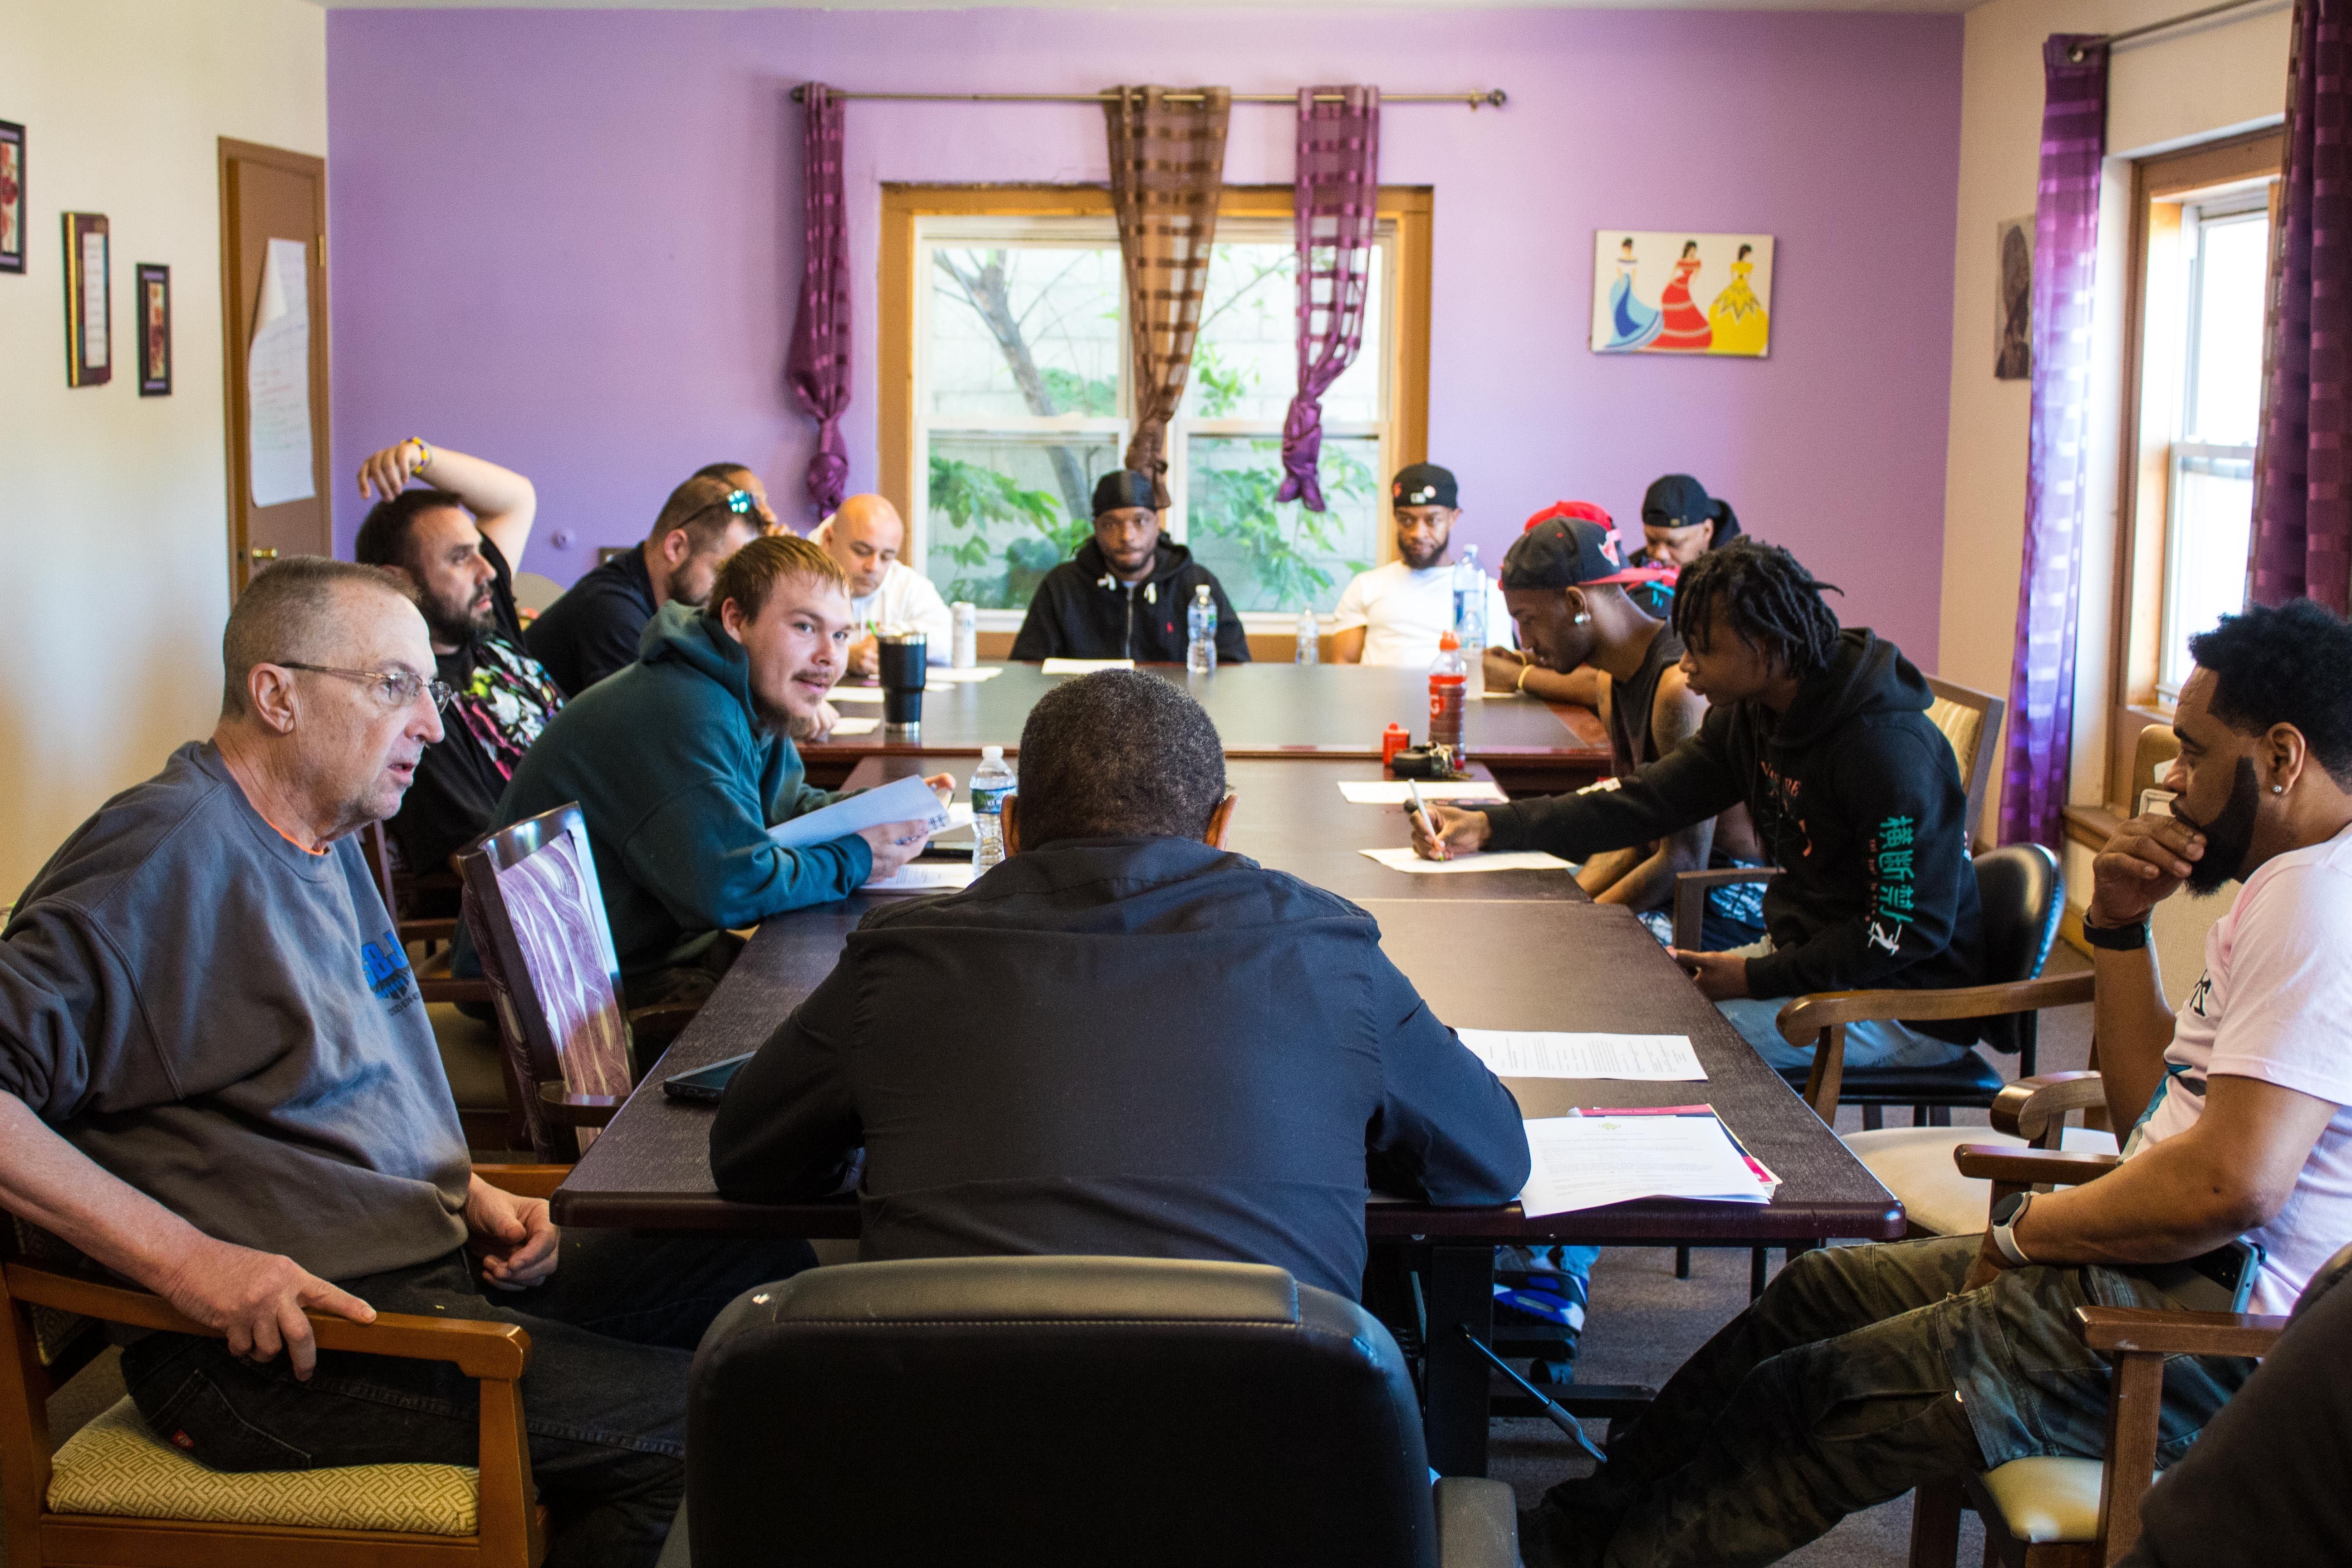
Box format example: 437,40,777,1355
310,0,1978,12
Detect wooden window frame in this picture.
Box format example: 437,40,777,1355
2080,129,2282,848
878,183,1433,621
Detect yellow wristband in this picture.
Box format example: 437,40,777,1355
407,438,435,477
1515,662,1532,693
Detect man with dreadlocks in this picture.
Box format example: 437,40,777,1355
1414,537,1983,1074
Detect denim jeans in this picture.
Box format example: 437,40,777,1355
1519,1235,2253,1568
118,1230,814,1568
1708,938,1974,1072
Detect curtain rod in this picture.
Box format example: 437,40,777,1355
2070,0,2274,61
789,86,1506,108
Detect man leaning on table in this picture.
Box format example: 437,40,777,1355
811,493,954,677
0,558,811,1568
1413,537,1984,1073
709,669,1529,1300
477,534,946,1011
1329,462,1513,666
1518,598,2352,1568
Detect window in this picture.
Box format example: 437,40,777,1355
2104,131,2280,812
882,186,1431,629
2156,194,2269,698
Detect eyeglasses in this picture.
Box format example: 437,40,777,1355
279,663,454,711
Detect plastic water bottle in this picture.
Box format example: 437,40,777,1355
1187,584,1217,675
1295,608,1319,665
1453,544,1487,669
970,746,1015,871
1428,632,1467,755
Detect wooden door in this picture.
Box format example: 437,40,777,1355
218,138,330,597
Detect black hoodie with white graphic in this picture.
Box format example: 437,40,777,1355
1009,538,1251,664
1477,628,1984,1040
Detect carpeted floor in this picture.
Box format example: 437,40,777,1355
1489,943,2095,1565
4,947,2095,1568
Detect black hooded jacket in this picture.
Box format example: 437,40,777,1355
1009,539,1250,663
1476,629,1984,1038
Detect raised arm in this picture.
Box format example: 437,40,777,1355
2082,808,2203,1128
357,440,539,568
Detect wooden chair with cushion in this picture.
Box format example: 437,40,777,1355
1847,1070,2116,1241
1907,1165,2352,1566
1923,675,2004,854
459,804,692,1164
0,1165,565,1568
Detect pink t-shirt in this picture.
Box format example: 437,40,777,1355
2133,823,2352,1315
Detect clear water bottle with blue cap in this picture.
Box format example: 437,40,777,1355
970,746,1015,871
1187,584,1217,675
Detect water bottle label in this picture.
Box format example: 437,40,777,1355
971,784,1014,814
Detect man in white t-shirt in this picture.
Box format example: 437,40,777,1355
1520,598,2352,1568
813,494,955,672
1329,463,1511,666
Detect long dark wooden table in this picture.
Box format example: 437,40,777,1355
801,663,1610,795
552,752,1903,1475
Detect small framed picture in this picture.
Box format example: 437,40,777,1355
0,121,24,274
137,263,170,395
63,212,108,387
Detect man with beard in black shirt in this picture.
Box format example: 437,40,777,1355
353,440,563,885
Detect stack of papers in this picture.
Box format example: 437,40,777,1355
1040,658,1135,674
866,861,978,893
1336,780,1508,805
767,774,951,849
1456,1030,1704,1082
1358,847,1574,875
1517,1108,1779,1217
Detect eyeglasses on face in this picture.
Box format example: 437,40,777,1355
278,663,455,711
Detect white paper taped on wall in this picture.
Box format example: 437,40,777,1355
247,238,315,509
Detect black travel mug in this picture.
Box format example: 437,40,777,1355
878,632,927,731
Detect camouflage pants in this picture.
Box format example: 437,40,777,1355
1521,1235,2254,1568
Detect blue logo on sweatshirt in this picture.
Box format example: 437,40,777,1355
360,929,416,1006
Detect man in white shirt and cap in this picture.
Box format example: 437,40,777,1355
1330,463,1513,666
812,494,955,676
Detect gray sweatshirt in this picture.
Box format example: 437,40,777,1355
0,743,470,1282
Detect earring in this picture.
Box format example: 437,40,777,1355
2274,784,2286,794
1573,612,1592,627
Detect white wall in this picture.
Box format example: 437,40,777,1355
1941,0,2288,995
0,0,326,898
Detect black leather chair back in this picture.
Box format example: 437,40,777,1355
684,1256,1437,1568
2291,1240,2352,1322
1970,841,2063,1054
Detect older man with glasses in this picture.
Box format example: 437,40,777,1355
0,557,812,1568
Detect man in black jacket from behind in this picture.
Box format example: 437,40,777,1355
1416,539,1983,1072
710,670,1528,1299
1009,471,1250,664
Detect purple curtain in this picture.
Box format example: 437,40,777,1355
1999,37,2107,850
2250,0,2352,614
1276,87,1380,512
786,83,851,518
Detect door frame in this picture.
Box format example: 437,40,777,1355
217,137,331,599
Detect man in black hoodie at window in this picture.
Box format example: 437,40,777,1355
1415,538,1983,1073
1009,470,1250,664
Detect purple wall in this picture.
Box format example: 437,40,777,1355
327,7,1962,653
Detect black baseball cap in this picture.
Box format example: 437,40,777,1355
1640,473,1741,543
1391,463,1458,510
1501,516,1675,591
1092,470,1159,517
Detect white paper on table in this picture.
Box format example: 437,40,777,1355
1337,780,1508,805
1516,1114,1772,1218
1358,847,1574,875
80,232,109,368
1041,658,1135,674
827,686,886,703
930,666,1004,683
826,716,880,736
247,238,316,508
864,860,979,893
768,773,947,849
1456,1030,1704,1082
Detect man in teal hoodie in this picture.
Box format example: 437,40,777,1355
484,534,941,1005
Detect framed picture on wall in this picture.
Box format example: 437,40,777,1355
0,121,24,274
1590,230,1774,358
62,212,109,386
1994,215,2033,380
137,263,170,395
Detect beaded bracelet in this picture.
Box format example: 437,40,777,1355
406,437,435,477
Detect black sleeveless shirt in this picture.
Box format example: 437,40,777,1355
1605,623,1686,775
